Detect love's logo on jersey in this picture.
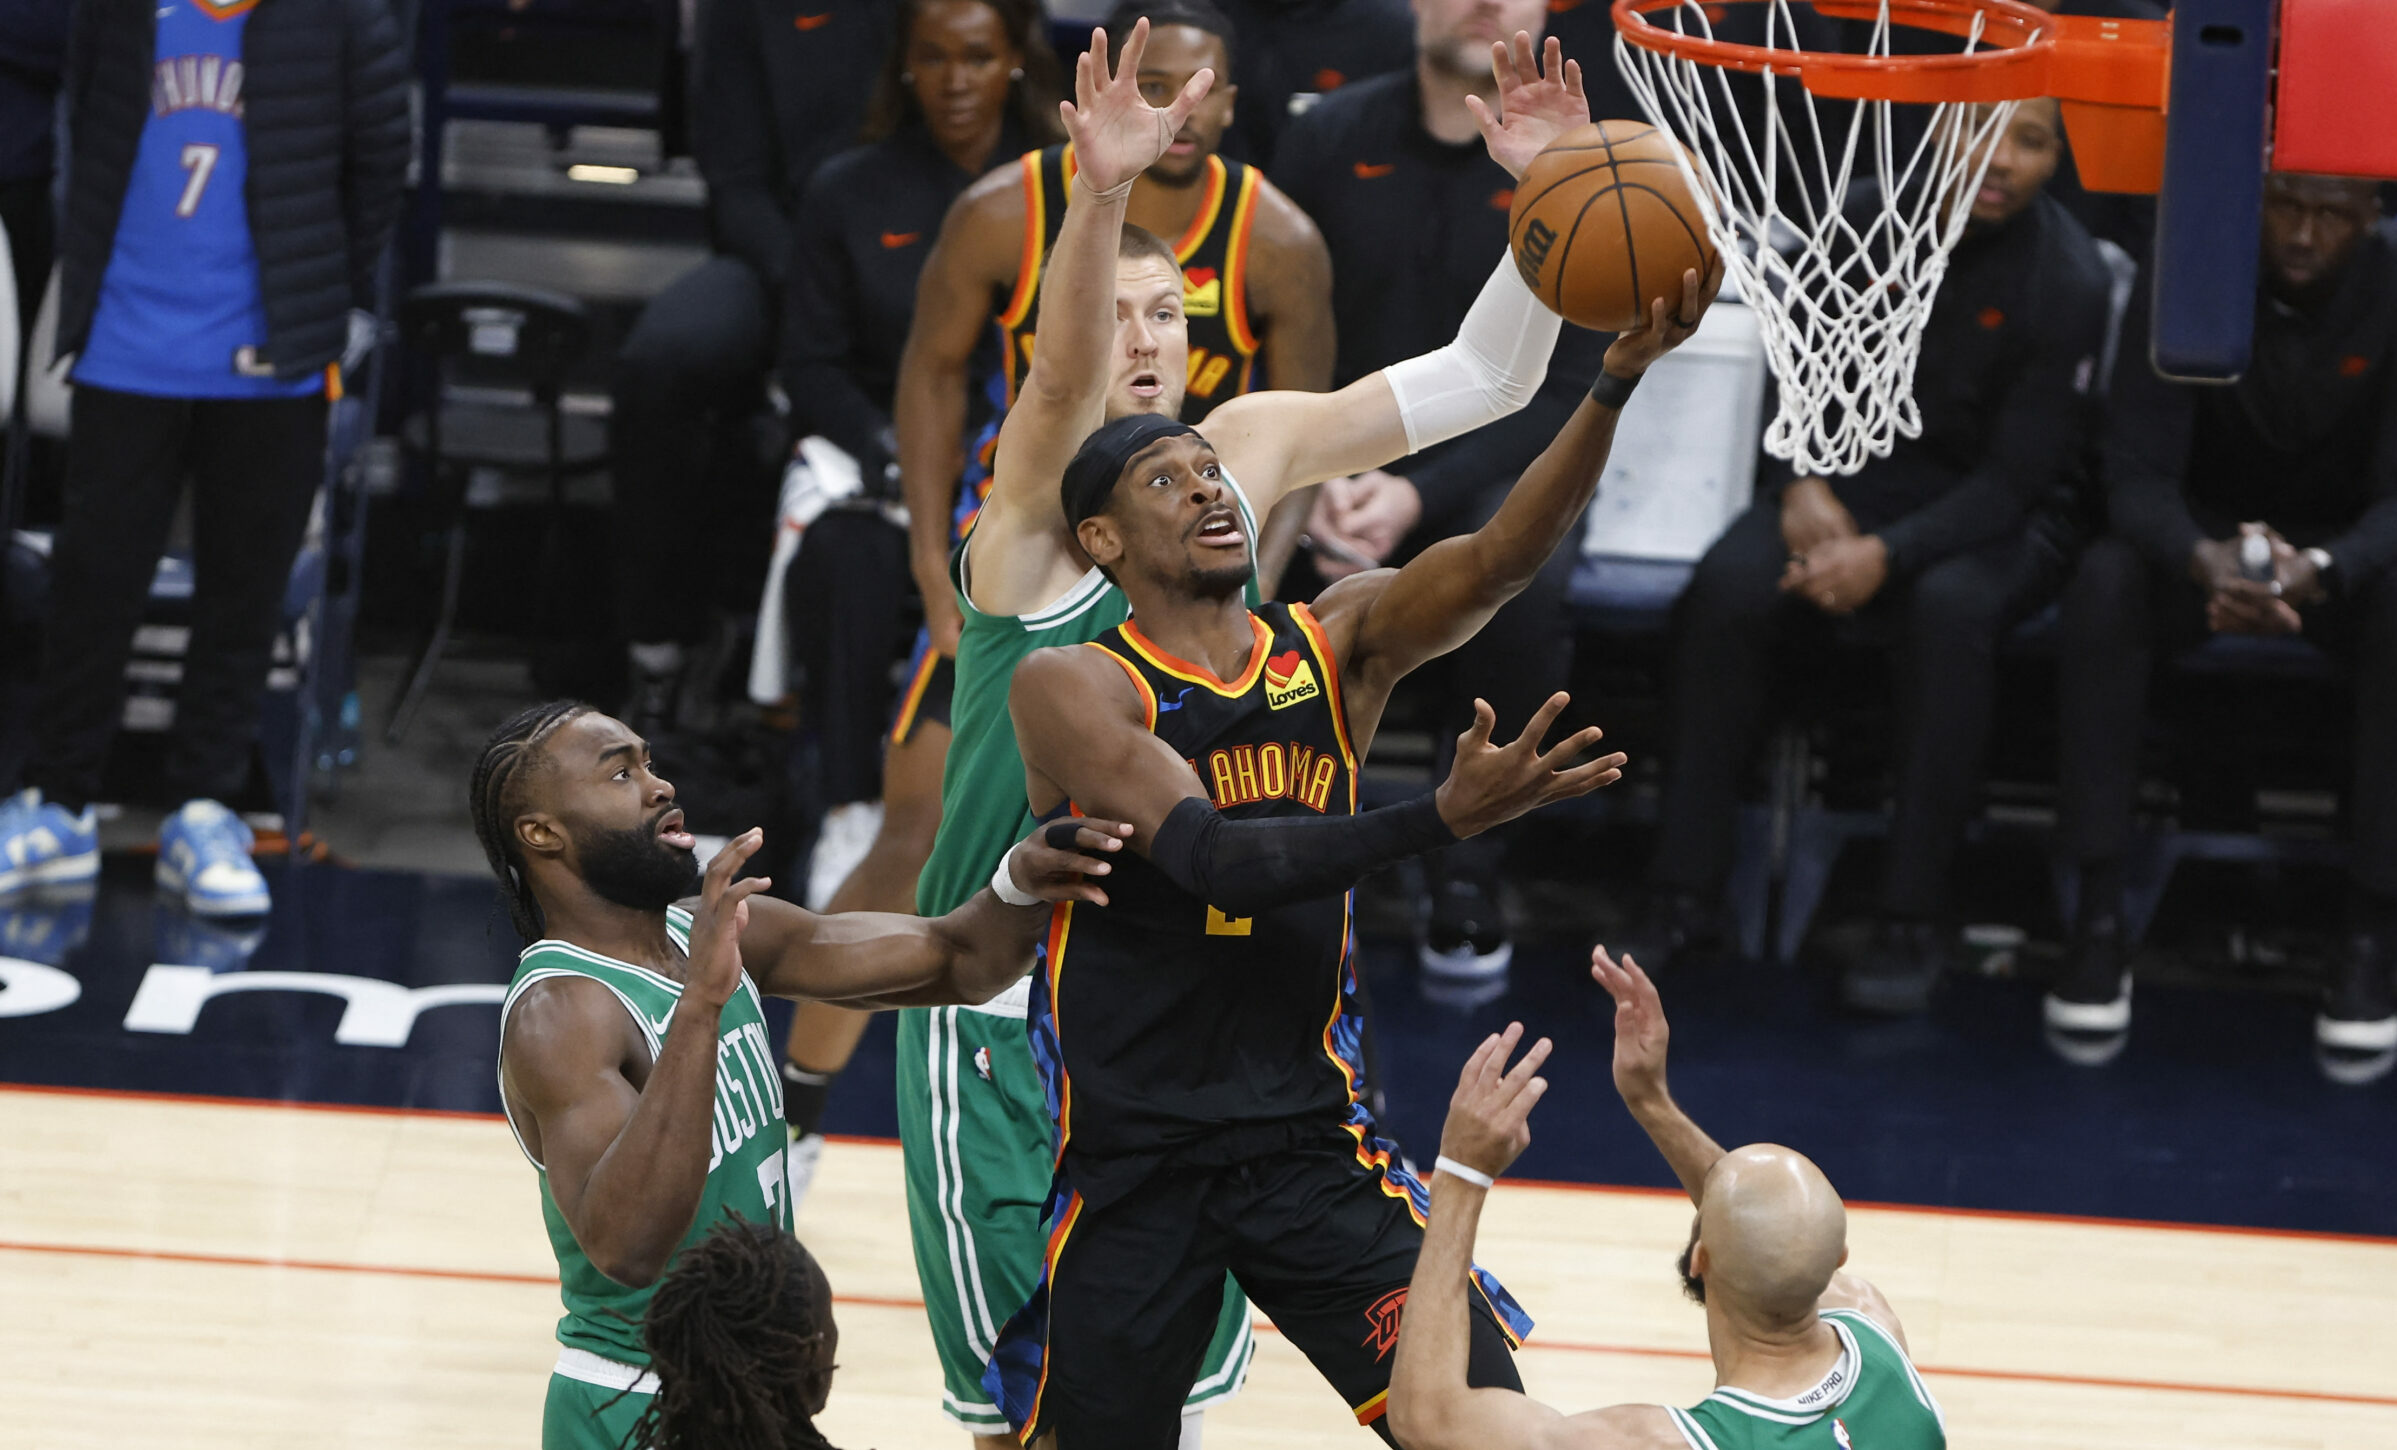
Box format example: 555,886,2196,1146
1264,649,1320,710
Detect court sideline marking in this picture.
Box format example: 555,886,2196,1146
5,1236,2393,1412
8,1082,2393,1248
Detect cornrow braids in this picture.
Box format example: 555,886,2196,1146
626,1217,843,1450
469,700,594,943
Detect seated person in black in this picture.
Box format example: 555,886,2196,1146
610,0,892,734
773,0,1064,1159
2052,173,2397,1052
1272,9,1611,980
1623,97,2111,1015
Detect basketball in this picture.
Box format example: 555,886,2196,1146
1507,121,1717,332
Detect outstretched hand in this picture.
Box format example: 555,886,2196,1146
686,829,773,1012
1467,32,1589,182
1438,1021,1553,1181
1434,692,1625,838
1060,20,1215,197
1602,256,1724,380
1591,946,1669,1111
1003,818,1135,908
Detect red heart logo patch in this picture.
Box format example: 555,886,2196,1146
1267,650,1303,682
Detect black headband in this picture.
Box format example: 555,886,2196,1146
1060,415,1201,532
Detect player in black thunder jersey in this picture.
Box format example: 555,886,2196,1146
989,264,1720,1444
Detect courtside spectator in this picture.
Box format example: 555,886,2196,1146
1626,98,2108,1014
1273,10,1609,980
0,0,68,351
776,0,1061,908
1213,0,1414,169
2053,174,2397,1050
611,0,895,734
0,0,407,916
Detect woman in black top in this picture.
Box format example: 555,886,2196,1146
780,0,1064,479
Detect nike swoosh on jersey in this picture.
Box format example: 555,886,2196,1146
881,230,922,249
794,11,832,28
1352,161,1396,179
1157,686,1195,713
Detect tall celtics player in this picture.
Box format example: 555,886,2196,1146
1387,950,1945,1450
474,701,1128,1450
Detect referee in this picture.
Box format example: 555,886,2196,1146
0,0,407,915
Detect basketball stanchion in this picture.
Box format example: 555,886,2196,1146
1605,0,2168,476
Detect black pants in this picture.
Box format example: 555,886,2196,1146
28,386,326,813
1,175,52,360
1015,1140,1524,1448
1651,499,2061,916
608,254,775,646
2058,534,2397,898
786,506,912,804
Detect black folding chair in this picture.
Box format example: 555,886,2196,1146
388,281,606,741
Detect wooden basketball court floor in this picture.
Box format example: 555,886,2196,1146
4,1084,2393,1449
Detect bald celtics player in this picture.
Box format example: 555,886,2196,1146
476,701,1129,1449
1388,950,1945,1450
899,26,1596,1444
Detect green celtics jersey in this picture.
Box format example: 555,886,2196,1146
913,475,1262,923
499,904,793,1365
1670,1309,1945,1450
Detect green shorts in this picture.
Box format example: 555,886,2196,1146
898,1002,1254,1432
541,1351,654,1449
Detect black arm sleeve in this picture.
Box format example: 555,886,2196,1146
2323,341,2397,586
2101,286,2210,575
1146,794,1457,918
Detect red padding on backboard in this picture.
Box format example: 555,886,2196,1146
2272,0,2397,180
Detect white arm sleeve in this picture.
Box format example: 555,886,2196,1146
1378,257,1564,456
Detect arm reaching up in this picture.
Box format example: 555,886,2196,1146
1307,269,1720,738
1387,1025,1689,1450
1591,946,1726,1203
970,22,1215,612
1205,33,1591,510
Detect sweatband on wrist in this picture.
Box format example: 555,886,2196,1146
1380,257,1565,455
990,850,1039,907
1434,1156,1495,1189
1147,793,1457,918
1589,369,1641,410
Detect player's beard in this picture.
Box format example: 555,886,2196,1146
1677,1220,1707,1306
1183,555,1255,601
577,809,701,913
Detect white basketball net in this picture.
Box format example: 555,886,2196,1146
1616,1,2023,477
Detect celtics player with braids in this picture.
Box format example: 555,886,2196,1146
473,701,1131,1450
632,1218,844,1450
1388,949,1944,1450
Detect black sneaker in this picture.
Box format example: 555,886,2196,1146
2044,917,2132,1034
2317,932,2397,1052
1421,874,1511,979
1838,918,1947,1016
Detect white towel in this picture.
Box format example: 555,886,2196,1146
747,437,865,704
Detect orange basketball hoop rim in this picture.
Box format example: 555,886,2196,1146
1610,0,2170,191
